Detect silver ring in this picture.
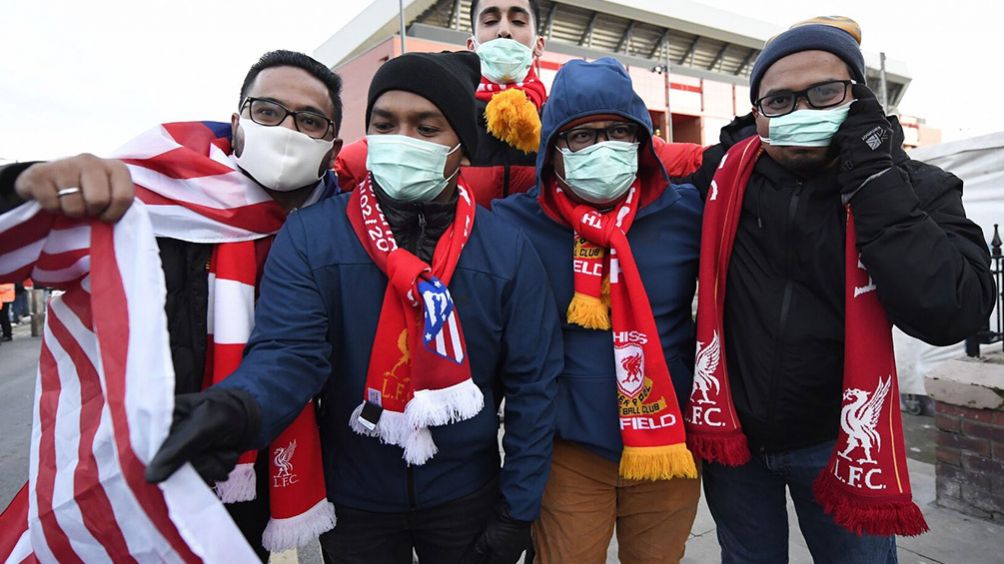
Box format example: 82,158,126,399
56,187,81,198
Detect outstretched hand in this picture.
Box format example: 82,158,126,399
14,153,134,222
145,388,261,484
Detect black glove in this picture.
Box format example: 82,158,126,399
833,84,895,195
462,501,532,564
145,388,261,484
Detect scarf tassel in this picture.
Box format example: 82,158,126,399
348,404,440,465
215,462,257,503
686,433,752,467
403,428,438,465
813,471,930,537
261,499,337,553
349,404,412,446
405,380,485,428
566,292,611,330
484,89,542,154
619,444,699,481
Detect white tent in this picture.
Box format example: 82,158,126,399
893,132,1004,400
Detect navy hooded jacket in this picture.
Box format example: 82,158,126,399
216,192,563,521
493,57,703,462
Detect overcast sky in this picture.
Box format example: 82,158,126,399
1,0,998,162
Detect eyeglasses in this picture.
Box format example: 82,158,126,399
556,123,639,152
241,97,335,140
754,80,855,117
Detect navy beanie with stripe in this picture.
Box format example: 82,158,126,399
749,24,866,103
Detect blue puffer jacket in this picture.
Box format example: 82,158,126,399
493,57,703,462
217,193,563,521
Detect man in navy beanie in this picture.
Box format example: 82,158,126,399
679,16,994,564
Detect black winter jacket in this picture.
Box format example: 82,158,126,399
677,115,996,453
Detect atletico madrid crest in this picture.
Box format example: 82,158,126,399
418,277,464,364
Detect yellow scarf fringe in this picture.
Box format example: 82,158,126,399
619,443,699,481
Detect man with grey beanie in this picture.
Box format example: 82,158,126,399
678,16,994,564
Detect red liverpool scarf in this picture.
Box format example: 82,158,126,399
687,135,928,536
207,241,335,551
346,175,483,465
539,179,697,481
477,66,546,154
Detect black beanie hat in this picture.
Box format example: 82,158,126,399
749,18,866,104
366,51,481,157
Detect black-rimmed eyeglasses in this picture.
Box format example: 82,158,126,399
556,123,639,152
241,97,335,140
754,80,856,118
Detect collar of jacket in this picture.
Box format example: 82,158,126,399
373,181,458,263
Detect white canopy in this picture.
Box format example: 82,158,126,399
894,133,1004,396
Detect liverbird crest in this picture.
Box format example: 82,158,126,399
837,376,891,465
691,331,721,405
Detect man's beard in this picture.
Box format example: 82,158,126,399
774,146,838,174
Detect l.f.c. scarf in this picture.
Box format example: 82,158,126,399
346,174,484,465
477,66,547,154
205,240,334,551
539,179,697,481
686,134,928,536
123,121,335,551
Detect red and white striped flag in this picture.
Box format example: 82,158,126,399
0,121,333,562
0,201,258,563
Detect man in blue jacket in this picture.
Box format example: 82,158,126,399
146,51,563,564
493,58,703,564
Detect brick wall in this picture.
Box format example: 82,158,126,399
934,402,1004,521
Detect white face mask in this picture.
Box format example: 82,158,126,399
233,118,334,192
366,134,461,202
759,103,852,147
471,37,534,84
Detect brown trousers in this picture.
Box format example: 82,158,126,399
533,440,701,564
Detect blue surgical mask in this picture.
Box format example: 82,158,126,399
472,37,534,84
557,141,639,205
366,135,461,202
760,104,852,147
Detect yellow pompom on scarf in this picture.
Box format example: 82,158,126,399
484,89,541,154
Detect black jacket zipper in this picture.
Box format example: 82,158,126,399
407,466,417,509
767,179,802,432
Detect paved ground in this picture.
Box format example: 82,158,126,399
0,322,39,509
1,321,999,562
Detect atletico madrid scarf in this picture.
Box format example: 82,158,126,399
206,241,335,551
539,179,697,481
346,174,484,465
477,66,546,154
687,135,928,536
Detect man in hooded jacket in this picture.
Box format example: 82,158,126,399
494,57,703,564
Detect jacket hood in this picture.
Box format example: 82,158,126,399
536,57,666,186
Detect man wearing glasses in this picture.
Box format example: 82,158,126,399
0,50,344,560
494,57,703,563
679,17,994,563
